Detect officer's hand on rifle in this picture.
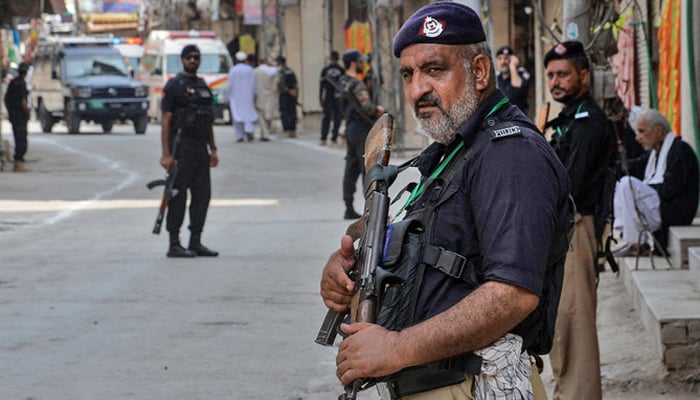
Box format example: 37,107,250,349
320,235,356,312
336,322,403,385
160,154,175,170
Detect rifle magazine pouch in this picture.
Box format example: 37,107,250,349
378,218,424,331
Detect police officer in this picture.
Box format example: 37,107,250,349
339,49,384,219
544,40,614,400
495,46,531,115
160,44,219,258
3,62,31,172
320,3,571,398
319,50,344,146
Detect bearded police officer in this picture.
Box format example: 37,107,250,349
160,44,219,258
544,40,614,400
320,3,572,399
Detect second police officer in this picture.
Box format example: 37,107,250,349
160,44,220,258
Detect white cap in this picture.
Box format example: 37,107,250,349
628,105,642,131
235,51,247,62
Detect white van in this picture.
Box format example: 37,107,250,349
136,30,232,123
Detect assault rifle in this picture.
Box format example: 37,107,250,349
323,75,374,124
315,114,402,400
146,126,183,234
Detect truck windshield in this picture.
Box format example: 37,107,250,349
65,54,129,79
166,54,231,74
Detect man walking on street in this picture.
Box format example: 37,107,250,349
226,52,259,142
3,62,31,172
160,44,219,258
254,57,279,140
319,50,344,146
545,40,614,400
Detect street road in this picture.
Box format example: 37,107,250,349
0,120,399,400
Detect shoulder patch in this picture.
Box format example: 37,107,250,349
574,111,589,119
490,124,523,141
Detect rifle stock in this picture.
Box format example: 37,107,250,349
147,126,183,234
536,101,551,134
315,114,397,400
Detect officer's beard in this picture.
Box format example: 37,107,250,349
413,66,479,145
183,63,199,74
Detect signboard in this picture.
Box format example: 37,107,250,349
243,0,277,25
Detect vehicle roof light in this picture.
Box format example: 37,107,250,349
113,37,143,45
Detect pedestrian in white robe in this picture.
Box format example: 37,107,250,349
225,52,258,142
253,59,279,140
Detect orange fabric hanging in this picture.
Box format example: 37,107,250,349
343,19,372,80
343,19,372,55
657,0,681,136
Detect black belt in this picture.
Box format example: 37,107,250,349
385,353,482,397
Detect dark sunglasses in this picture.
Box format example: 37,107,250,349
184,54,201,61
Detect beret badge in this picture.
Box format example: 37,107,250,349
554,43,567,56
420,16,445,38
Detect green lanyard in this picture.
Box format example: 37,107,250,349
395,97,509,218
555,102,585,138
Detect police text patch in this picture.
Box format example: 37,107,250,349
490,125,522,141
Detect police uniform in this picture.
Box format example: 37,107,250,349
544,41,614,400
319,53,344,143
161,71,216,255
3,63,30,169
495,46,531,115
378,92,570,398
497,69,531,115
370,5,573,396
340,50,382,219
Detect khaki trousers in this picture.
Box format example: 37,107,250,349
402,364,546,400
549,214,602,400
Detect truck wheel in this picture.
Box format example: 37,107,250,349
38,101,53,133
102,120,114,133
66,102,81,134
134,114,148,134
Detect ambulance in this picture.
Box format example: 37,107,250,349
136,30,232,123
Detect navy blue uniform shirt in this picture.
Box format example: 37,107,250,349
407,92,570,323
548,92,612,216
161,73,214,152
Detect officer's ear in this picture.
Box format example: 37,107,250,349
470,53,491,91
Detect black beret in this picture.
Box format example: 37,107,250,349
342,49,368,67
392,2,486,57
180,44,200,59
496,46,513,56
543,40,587,67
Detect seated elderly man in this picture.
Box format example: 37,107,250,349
613,108,699,256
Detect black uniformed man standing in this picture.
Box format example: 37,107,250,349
544,40,614,400
160,44,219,258
3,62,31,172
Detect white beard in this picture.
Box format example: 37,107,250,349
413,74,480,145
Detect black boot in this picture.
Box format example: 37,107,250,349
167,232,196,258
344,202,361,220
188,233,219,257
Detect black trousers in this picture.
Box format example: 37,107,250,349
342,119,371,208
166,149,211,237
279,93,297,132
9,115,28,161
320,100,342,141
